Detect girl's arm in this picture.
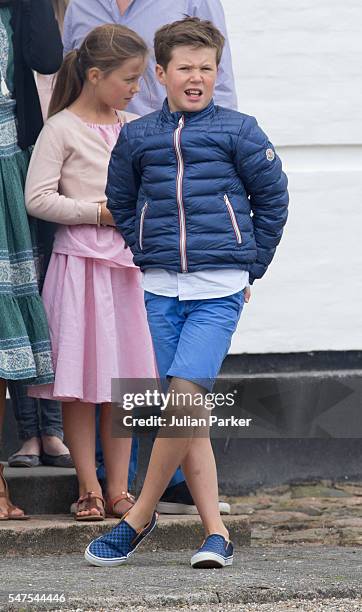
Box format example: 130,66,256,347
25,124,99,225
20,0,63,74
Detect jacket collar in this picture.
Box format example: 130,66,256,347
160,98,216,125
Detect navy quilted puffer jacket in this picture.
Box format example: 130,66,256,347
107,100,289,284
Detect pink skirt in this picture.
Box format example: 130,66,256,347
29,225,157,403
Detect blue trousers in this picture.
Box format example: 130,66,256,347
8,381,63,442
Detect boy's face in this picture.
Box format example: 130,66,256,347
156,45,218,113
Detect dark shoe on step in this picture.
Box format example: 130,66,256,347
41,453,74,468
8,453,41,468
156,481,230,515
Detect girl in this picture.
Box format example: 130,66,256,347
0,0,62,519
25,24,157,521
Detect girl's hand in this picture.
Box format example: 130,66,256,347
244,286,251,303
100,203,115,227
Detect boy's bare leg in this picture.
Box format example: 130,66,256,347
125,377,197,529
100,403,133,515
181,436,228,539
126,377,225,539
62,402,103,517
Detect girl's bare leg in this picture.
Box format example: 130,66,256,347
62,402,103,517
100,403,132,515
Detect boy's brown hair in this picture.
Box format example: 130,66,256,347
154,17,225,70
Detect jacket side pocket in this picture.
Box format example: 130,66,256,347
224,194,242,244
139,202,148,250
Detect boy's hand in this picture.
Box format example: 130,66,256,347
244,286,251,303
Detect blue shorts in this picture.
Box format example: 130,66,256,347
144,291,244,391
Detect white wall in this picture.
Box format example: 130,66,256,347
221,0,362,353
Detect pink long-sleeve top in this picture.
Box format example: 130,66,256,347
25,108,138,225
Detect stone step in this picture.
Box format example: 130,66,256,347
0,515,250,556
3,464,78,515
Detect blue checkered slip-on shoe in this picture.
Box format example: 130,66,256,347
84,512,157,567
190,534,233,568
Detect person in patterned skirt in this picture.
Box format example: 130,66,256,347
0,0,62,519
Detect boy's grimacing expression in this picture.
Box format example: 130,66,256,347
156,45,218,113
88,55,146,111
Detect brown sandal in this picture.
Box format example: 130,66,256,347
75,491,105,522
105,491,135,519
0,464,29,520
0,485,8,521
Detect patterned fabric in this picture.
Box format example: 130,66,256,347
85,512,157,565
0,7,19,158
0,8,53,383
89,520,136,559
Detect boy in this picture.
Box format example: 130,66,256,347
64,0,238,516
85,17,288,569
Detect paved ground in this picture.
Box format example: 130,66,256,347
127,601,362,611
1,547,362,611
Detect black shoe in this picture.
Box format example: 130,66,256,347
156,481,230,515
8,453,41,468
41,453,74,468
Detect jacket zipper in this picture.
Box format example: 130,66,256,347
224,194,242,244
139,202,148,250
173,116,188,272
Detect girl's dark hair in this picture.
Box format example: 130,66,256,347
48,24,148,118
